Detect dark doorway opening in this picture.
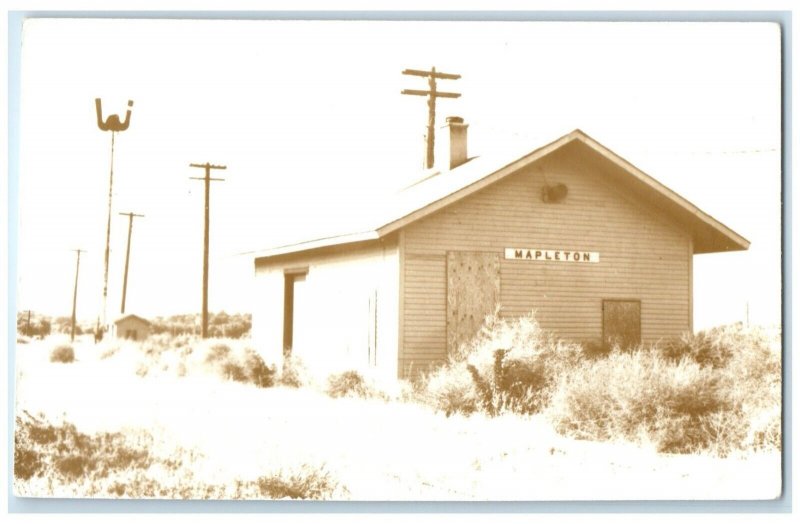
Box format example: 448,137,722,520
602,299,641,350
283,269,307,356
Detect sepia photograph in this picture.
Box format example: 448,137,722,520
11,17,782,502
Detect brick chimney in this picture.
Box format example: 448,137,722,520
436,116,469,171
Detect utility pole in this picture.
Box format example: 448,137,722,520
401,66,461,169
71,249,86,342
189,162,227,338
95,98,134,332
118,211,145,314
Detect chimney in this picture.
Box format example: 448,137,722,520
436,116,469,171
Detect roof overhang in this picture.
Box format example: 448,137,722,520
252,129,749,261
249,230,380,261
567,133,750,253
376,130,749,254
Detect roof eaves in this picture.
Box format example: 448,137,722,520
249,230,380,260
573,132,751,251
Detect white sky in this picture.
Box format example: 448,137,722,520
15,19,781,330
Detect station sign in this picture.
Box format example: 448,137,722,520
504,248,600,263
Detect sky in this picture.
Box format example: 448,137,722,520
14,19,781,330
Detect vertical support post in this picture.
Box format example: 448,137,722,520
189,162,227,338
121,211,132,314
202,172,210,337
95,98,134,333
101,131,115,329
71,249,85,342
401,67,461,169
426,70,437,169
119,212,144,314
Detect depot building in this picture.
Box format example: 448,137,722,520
250,118,749,379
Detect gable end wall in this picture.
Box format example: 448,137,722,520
400,151,692,376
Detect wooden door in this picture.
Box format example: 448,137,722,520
446,251,501,356
602,299,641,350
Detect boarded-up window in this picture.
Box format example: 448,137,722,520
603,300,641,349
446,251,501,355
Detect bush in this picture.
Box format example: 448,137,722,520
327,370,362,397
422,313,583,417
14,414,152,483
658,328,734,369
240,348,276,388
278,356,307,388
50,344,75,363
14,414,346,499
548,346,759,455
201,343,275,388
327,370,385,398
254,466,339,499
423,364,480,416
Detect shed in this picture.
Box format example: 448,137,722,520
251,122,749,379
114,314,151,341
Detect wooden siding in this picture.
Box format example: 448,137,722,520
400,147,691,375
254,239,400,379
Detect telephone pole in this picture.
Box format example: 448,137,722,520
71,249,86,342
119,211,145,314
189,162,226,338
401,66,461,169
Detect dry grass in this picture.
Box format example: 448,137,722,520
95,335,276,388
547,324,781,456
12,325,782,500
421,314,781,457
14,411,343,499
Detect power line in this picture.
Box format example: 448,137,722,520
189,162,227,339
401,67,461,169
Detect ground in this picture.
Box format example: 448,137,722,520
13,336,781,501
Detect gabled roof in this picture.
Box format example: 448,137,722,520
114,314,151,325
252,129,749,260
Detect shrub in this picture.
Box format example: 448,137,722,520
14,446,42,481
325,370,390,400
424,363,480,416
99,345,120,360
14,414,346,499
14,414,152,484
422,312,583,417
548,347,751,455
50,344,75,363
278,356,307,388
254,466,339,499
658,328,734,369
241,348,276,388
327,370,372,398
204,343,232,364
200,343,275,388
